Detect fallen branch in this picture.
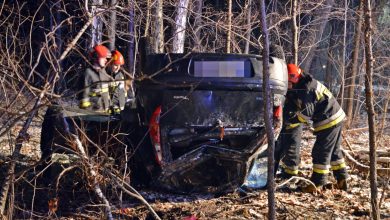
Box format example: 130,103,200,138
355,154,390,163
355,150,390,157
71,134,113,220
342,149,390,177
344,127,368,133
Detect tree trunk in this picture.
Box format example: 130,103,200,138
153,0,164,53
339,0,349,109
144,0,151,37
108,0,117,50
172,0,190,53
259,0,275,219
302,0,334,72
51,0,64,93
345,1,363,128
291,0,298,64
128,0,135,74
363,0,379,219
91,0,103,48
244,0,252,54
226,0,232,53
193,0,203,52
324,21,337,89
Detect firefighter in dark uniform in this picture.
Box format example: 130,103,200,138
79,44,112,112
107,50,127,113
280,63,348,192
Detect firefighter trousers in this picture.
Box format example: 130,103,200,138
278,122,347,184
312,123,347,182
278,124,302,175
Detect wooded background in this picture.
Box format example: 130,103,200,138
0,0,389,219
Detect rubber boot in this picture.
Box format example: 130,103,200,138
278,166,298,180
299,172,328,193
333,168,348,191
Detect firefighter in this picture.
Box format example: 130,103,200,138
79,44,112,112
107,50,127,113
280,63,348,192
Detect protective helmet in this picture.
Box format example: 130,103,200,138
287,63,303,84
111,50,125,65
91,45,111,59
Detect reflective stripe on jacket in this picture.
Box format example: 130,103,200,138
286,74,346,132
79,67,112,111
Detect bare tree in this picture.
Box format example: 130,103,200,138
339,0,348,108
244,0,252,54
363,0,380,219
172,0,190,53
193,0,203,52
108,0,117,50
153,0,164,53
291,0,298,64
259,0,275,219
91,0,103,47
227,0,232,53
128,0,135,74
144,0,151,37
301,0,334,71
345,1,363,128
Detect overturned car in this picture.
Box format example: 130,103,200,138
40,53,288,193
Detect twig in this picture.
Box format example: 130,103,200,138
104,171,162,220
276,176,317,195
0,16,94,217
55,165,78,192
342,132,355,155
0,89,47,217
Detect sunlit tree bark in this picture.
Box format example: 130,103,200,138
153,0,164,53
227,0,232,53
91,0,103,47
363,0,379,219
108,0,117,50
345,1,363,128
172,0,190,53
259,0,275,219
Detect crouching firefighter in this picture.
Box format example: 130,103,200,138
79,44,112,112
279,63,348,192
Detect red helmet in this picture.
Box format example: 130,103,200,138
111,50,125,65
287,63,303,84
91,45,111,59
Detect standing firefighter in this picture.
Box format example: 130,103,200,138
107,50,127,113
280,63,348,192
79,44,112,112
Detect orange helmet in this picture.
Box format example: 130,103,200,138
287,63,303,84
111,50,125,65
91,44,111,59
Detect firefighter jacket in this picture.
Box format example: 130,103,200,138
285,73,346,132
109,71,127,111
79,67,112,111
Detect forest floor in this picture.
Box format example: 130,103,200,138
0,114,389,219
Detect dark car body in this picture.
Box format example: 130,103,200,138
40,53,288,193
135,53,287,192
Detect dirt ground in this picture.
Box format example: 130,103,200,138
0,116,389,219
